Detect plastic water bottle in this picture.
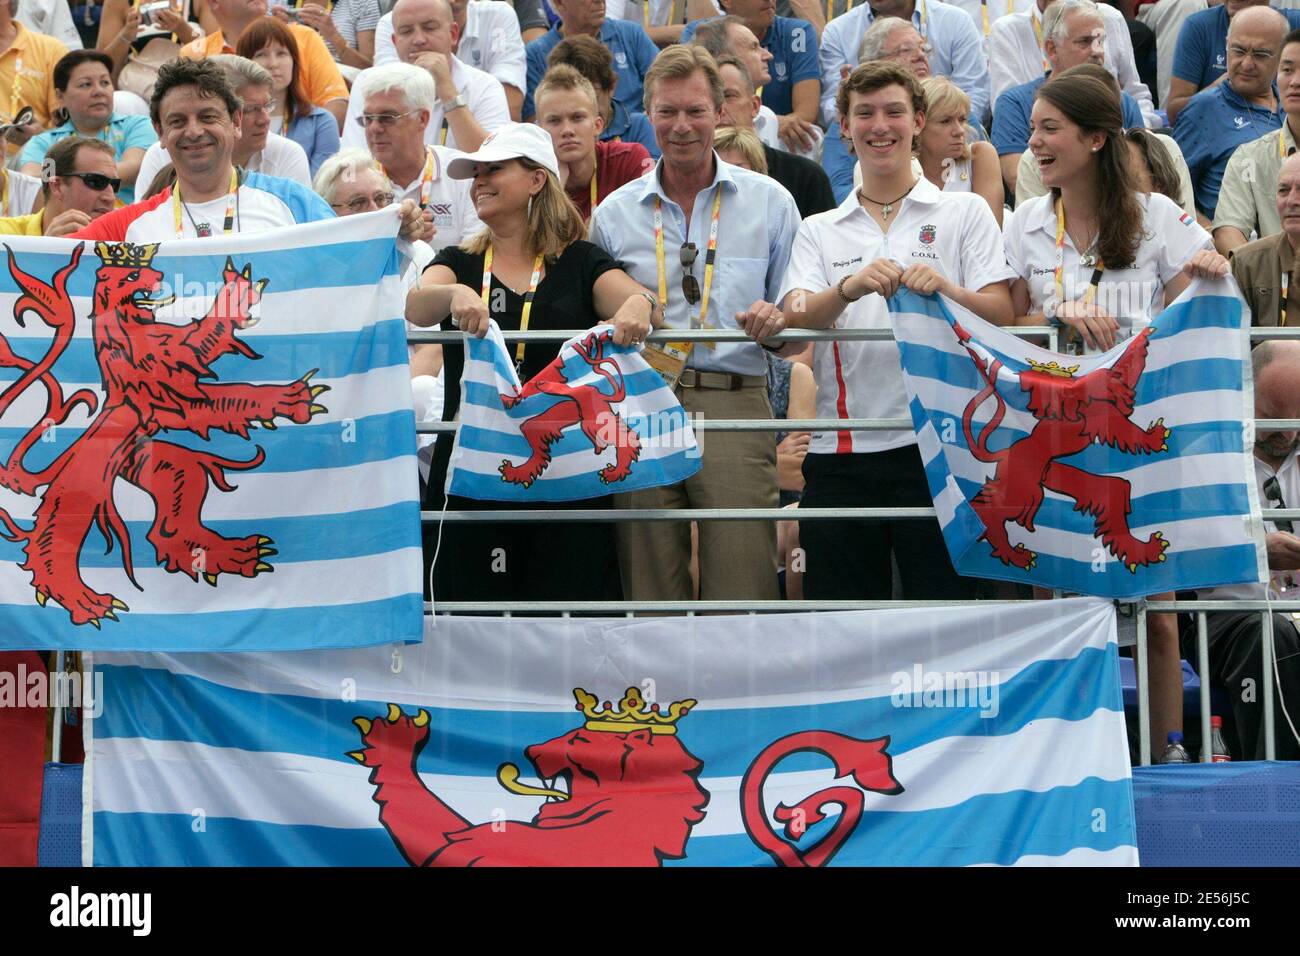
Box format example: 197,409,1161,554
1158,731,1192,764
1209,716,1232,762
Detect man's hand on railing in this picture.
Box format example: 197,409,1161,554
1267,531,1300,571
736,300,786,344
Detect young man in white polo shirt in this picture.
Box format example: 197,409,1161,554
778,61,1014,600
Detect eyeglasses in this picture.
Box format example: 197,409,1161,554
62,171,120,192
1229,45,1277,63
355,109,418,128
883,42,933,59
680,243,701,304
1264,475,1295,533
241,101,274,116
331,191,396,213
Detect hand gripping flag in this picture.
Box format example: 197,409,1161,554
893,278,1267,599
0,212,424,650
447,323,701,501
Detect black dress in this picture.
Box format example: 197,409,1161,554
422,240,625,607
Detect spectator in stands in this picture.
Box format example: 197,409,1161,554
353,62,479,244
523,0,658,120
408,122,656,604
591,45,799,602
0,136,118,235
989,0,1156,126
237,16,341,176
714,122,766,170
343,0,510,152
1014,63,1197,215
992,0,1146,194
547,34,659,158
182,0,350,128
19,0,83,50
1228,151,1300,328
375,0,528,120
1214,27,1300,255
534,64,651,221
0,0,68,147
681,0,821,154
608,0,718,46
819,0,990,127
136,55,314,188
269,0,380,70
857,14,930,80
714,53,835,217
98,0,216,108
919,75,1001,224
1167,0,1300,124
1176,4,1288,221
778,61,1013,601
1189,340,1300,760
16,51,155,203
72,57,427,241
0,166,41,216
1138,0,1202,108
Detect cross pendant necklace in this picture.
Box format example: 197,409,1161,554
858,179,916,219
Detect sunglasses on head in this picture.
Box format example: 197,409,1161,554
62,171,121,192
680,242,700,305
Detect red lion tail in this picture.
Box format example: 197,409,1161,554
954,321,1008,464
740,731,903,867
573,332,627,403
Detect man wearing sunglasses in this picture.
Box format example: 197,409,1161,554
0,135,118,237
1193,340,1300,760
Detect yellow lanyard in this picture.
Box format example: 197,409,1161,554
643,0,650,28
654,188,722,345
9,55,21,121
418,146,436,207
438,118,448,145
827,0,855,24
1031,12,1049,73
481,245,544,369
980,0,1013,38
1283,268,1290,327
173,168,239,238
589,168,597,219
1054,197,1103,308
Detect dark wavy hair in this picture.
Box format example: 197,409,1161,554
53,49,115,92
1034,72,1142,271
236,16,314,127
149,57,242,128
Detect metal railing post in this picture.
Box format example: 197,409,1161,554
1136,604,1152,765
1197,613,1211,763
1262,610,1277,760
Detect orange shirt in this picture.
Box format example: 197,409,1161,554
0,24,67,130
182,21,347,109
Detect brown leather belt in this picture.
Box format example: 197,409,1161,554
678,370,766,390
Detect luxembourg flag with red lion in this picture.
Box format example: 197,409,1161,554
893,278,1267,600
0,212,424,651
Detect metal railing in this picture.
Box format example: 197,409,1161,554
413,324,1300,766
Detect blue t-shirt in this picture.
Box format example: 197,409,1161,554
525,19,659,119
1175,80,1283,218
991,75,1145,157
681,15,819,117
603,99,660,159
1173,5,1300,90
19,114,158,203
284,106,341,178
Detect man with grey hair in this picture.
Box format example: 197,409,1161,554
344,0,509,152
857,16,930,78
1176,4,1289,219
134,55,312,190
991,0,1147,193
988,0,1155,125
351,61,481,248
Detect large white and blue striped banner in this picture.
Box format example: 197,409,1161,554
0,212,424,650
86,598,1137,866
893,279,1267,599
448,323,701,501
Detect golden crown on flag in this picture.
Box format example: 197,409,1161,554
1026,359,1080,378
94,241,161,269
574,687,696,736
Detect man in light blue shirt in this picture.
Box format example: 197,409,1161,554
523,0,659,120
591,44,799,603
820,0,990,125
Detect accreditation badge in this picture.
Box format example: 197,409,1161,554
642,340,692,390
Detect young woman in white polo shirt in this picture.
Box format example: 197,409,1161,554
777,61,1016,601
1005,71,1230,752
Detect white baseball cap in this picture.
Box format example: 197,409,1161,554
445,123,561,181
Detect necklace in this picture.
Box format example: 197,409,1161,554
857,179,916,218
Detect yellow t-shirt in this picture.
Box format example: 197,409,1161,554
182,23,348,109
0,210,45,236
0,24,67,130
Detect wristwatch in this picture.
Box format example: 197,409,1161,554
442,93,468,113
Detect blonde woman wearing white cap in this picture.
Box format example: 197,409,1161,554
407,121,661,605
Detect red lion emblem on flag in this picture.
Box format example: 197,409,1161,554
0,242,329,627
350,687,903,866
955,321,1171,573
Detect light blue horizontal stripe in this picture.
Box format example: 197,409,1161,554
457,407,692,458
0,593,424,651
449,446,702,502
0,501,419,569
0,319,409,386
93,644,1121,777
92,775,1135,866
463,368,672,411
1,237,398,299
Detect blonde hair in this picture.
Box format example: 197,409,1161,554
714,126,767,175
921,76,971,161
642,44,724,113
534,63,600,115
462,159,587,262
